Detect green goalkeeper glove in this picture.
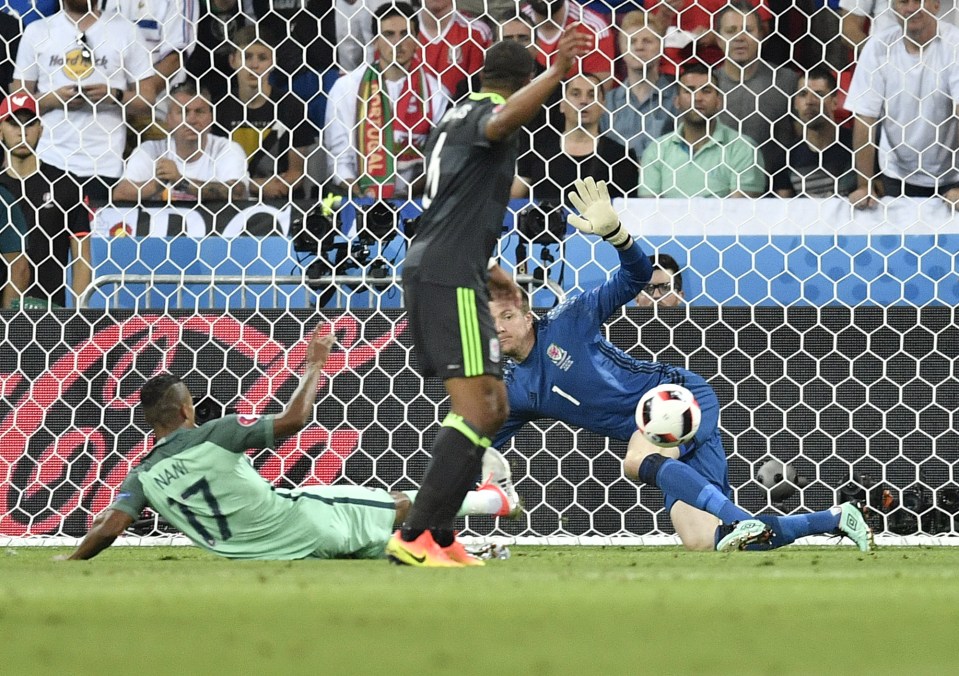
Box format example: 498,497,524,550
566,177,630,248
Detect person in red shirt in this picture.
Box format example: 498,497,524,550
418,0,492,96
523,0,615,86
645,0,772,76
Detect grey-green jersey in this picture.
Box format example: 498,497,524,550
110,415,329,560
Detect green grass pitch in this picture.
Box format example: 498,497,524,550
3,545,958,675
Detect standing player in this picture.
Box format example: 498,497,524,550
386,29,591,567
64,328,520,562
490,177,873,553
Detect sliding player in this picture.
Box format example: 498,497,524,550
65,328,519,561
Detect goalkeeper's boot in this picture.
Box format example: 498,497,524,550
477,448,522,518
715,519,773,552
836,501,874,552
386,530,463,567
442,535,486,567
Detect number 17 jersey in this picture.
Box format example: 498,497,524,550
403,93,518,288
110,415,325,560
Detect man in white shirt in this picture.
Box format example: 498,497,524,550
840,0,959,55
846,0,959,208
12,0,158,299
103,0,199,91
324,1,447,198
114,81,248,202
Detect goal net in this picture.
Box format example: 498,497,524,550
2,1,958,545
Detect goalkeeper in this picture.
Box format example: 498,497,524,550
64,327,519,561
490,178,873,552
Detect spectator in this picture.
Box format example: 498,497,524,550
523,0,616,85
104,0,198,92
0,11,20,95
419,0,492,97
185,0,250,100
245,0,336,85
635,253,685,306
452,10,540,101
113,82,248,203
840,0,959,56
215,26,317,200
335,0,391,72
715,0,796,193
0,93,89,308
645,0,773,77
774,67,856,198
512,73,639,202
324,2,447,199
12,0,158,300
845,0,959,208
0,182,27,308
603,11,678,163
498,9,537,56
639,62,766,198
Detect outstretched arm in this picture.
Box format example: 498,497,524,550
484,25,590,142
67,509,135,560
566,178,653,324
274,328,336,439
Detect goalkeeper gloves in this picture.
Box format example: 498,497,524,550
566,177,631,248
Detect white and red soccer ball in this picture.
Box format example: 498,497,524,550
635,384,701,447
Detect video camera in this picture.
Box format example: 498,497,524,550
517,200,568,245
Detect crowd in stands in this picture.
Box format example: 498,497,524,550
0,0,958,309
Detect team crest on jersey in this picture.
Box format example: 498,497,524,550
490,337,501,364
546,343,573,371
237,414,260,427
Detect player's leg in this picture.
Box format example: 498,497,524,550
746,502,873,552
397,375,506,538
625,375,754,524
669,501,722,551
401,448,521,520
389,282,505,566
623,430,753,525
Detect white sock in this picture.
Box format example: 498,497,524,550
404,488,502,517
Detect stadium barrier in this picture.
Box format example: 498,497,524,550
84,197,959,310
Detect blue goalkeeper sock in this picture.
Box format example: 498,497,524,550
747,508,842,550
639,455,751,524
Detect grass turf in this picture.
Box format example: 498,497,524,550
2,545,957,675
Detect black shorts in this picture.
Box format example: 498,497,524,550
403,277,502,380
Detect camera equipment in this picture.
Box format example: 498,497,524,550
291,203,337,255
517,201,568,245
355,201,397,242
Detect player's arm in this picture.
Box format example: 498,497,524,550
483,25,590,143
567,178,653,323
274,328,337,439
67,509,135,560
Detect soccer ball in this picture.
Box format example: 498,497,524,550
635,384,701,447
757,459,807,502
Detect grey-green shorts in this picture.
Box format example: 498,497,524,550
289,485,397,560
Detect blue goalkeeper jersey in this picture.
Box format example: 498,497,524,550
494,241,688,446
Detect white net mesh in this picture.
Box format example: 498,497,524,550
1,0,958,543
